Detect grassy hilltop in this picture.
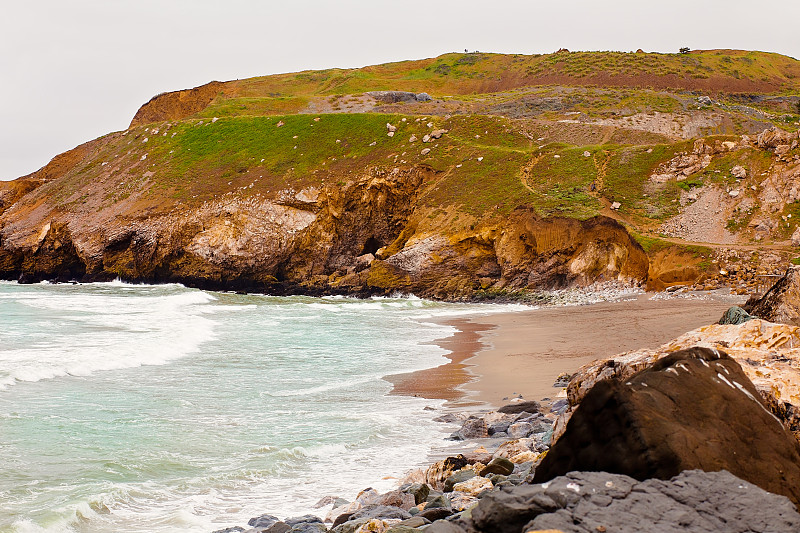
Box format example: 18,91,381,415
1,49,799,297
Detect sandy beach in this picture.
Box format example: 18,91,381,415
388,293,741,407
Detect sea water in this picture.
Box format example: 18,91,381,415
0,281,519,533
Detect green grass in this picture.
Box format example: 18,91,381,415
603,143,689,220
217,50,800,106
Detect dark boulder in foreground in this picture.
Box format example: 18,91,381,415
463,470,800,533
533,347,800,508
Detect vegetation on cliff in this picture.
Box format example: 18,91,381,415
1,49,800,298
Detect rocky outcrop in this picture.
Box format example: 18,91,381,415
746,265,800,325
0,162,649,298
556,319,800,443
534,347,800,508
465,470,800,533
129,81,225,128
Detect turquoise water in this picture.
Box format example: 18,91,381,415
0,281,515,533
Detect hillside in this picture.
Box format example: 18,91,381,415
1,49,800,299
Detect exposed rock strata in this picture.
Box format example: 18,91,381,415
0,164,649,299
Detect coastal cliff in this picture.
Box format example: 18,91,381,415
2,49,800,299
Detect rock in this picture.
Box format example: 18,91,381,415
326,501,363,524
463,446,494,464
249,514,281,528
408,135,417,143
332,513,355,528
396,516,430,528
448,492,479,512
728,189,740,197
387,131,395,137
444,469,477,492
349,505,412,522
507,422,533,439
420,148,431,156
549,398,568,414
508,450,541,464
696,95,713,105
422,134,431,143
367,91,419,104
497,401,541,414
451,418,488,440
285,515,325,529
425,494,452,510
722,140,737,150
425,456,469,490
559,319,800,442
535,347,800,508
757,126,799,150
583,151,591,157
415,93,432,101
487,421,510,436
748,266,800,325
492,439,535,460
731,165,747,179
792,227,800,246
276,121,284,127
212,527,244,533
467,470,800,533
386,123,397,132
423,520,466,533
610,201,621,210
375,489,415,510
418,507,453,522
400,482,430,505
430,129,448,139
718,306,756,325
552,374,571,388
479,457,514,477
265,525,292,533
452,476,493,496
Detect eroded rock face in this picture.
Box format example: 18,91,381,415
747,265,800,325
535,347,800,508
0,164,650,298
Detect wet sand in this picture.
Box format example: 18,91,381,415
388,293,741,408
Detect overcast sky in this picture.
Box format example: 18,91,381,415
1,0,798,181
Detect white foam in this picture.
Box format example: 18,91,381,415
0,287,218,390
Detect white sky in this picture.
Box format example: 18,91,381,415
1,0,799,181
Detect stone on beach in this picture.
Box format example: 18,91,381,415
464,470,800,533
557,319,800,443
497,401,541,414
443,469,477,492
478,457,514,477
451,418,488,440
536,347,800,508
451,476,493,496
400,482,430,505
425,455,469,490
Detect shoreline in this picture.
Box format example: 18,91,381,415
389,291,743,408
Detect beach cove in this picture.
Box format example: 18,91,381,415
389,291,740,407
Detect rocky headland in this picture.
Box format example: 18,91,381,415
2,50,800,300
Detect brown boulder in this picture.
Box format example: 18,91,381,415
534,347,800,508
746,266,800,325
